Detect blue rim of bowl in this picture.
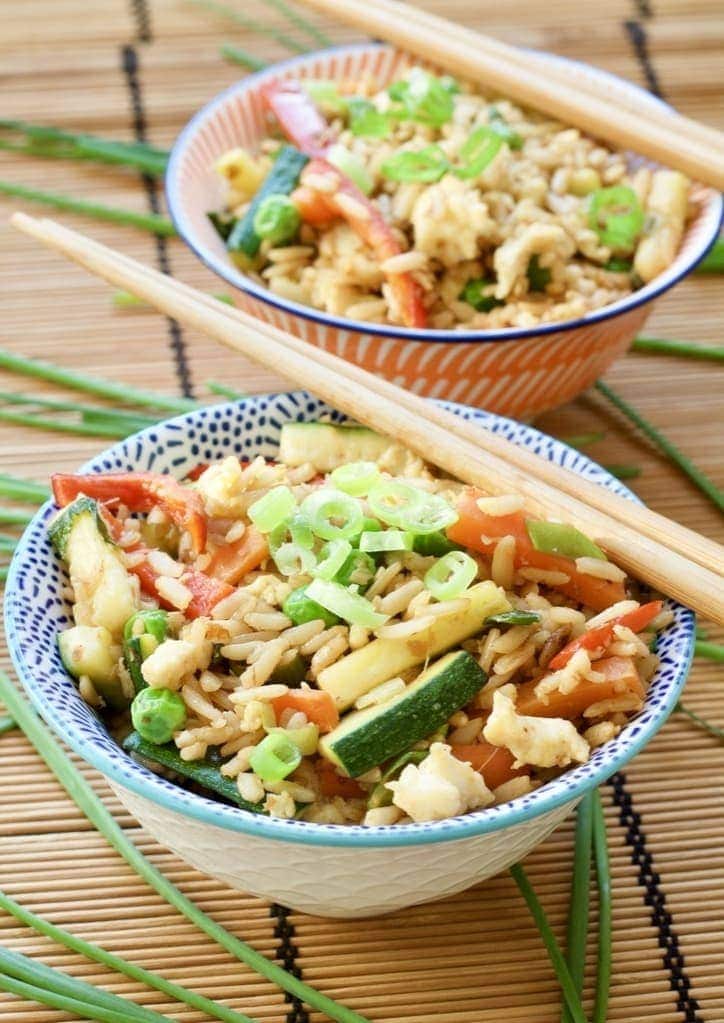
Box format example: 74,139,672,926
166,42,723,345
4,397,695,848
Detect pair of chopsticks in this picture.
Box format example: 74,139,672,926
296,0,724,190
11,213,724,625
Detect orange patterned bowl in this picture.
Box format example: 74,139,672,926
166,43,723,419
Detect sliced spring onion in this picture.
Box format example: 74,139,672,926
486,610,542,627
347,98,390,138
288,513,315,549
367,481,458,534
249,732,302,783
334,549,376,590
389,69,455,126
303,80,348,114
266,723,319,757
312,538,353,580
603,257,633,273
526,255,551,292
329,460,380,496
305,579,388,628
301,488,364,541
248,486,297,533
424,550,478,600
252,194,301,246
488,107,524,149
526,520,606,561
588,186,644,252
326,144,374,196
381,145,449,183
359,529,413,553
273,542,317,577
454,126,503,179
460,278,504,312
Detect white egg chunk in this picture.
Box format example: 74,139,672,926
387,742,493,823
141,637,210,690
196,456,246,518
483,685,589,768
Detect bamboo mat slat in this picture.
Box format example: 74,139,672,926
0,0,723,1020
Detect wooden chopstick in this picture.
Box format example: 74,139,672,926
39,216,724,580
11,214,724,624
295,0,724,189
361,0,724,156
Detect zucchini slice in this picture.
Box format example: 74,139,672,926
278,421,413,473
317,580,509,710
320,650,486,778
58,624,126,709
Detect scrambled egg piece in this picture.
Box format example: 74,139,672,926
196,456,246,518
215,148,266,206
141,637,211,690
387,742,493,823
483,685,589,768
493,222,575,299
411,175,495,267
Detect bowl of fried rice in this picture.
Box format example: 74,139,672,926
166,43,722,419
5,394,695,916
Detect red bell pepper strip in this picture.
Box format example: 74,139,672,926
547,600,663,671
261,79,331,158
52,472,207,556
446,489,627,612
130,550,233,619
203,527,269,585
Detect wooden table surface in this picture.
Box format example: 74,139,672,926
0,1,722,1021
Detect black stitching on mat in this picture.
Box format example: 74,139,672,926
270,903,310,1023
120,44,195,399
624,19,665,98
130,0,153,42
609,774,702,1021
632,0,653,18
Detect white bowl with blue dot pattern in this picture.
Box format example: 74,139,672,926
4,394,695,916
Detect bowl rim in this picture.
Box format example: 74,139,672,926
4,395,695,848
166,42,723,344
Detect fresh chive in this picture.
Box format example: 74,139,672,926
0,508,33,526
0,960,170,1023
0,889,257,1023
561,431,607,448
632,336,724,362
219,44,270,71
0,407,136,439
80,409,161,433
0,566,8,583
114,289,235,308
0,672,372,1023
262,0,332,46
561,792,594,1023
0,715,17,735
603,463,642,480
207,381,248,399
0,120,168,175
695,625,709,640
214,292,236,305
694,639,724,663
509,863,588,1023
0,348,198,413
0,474,50,503
676,702,724,742
695,237,724,273
0,181,176,236
0,389,159,425
0,534,18,553
591,791,612,1023
187,0,310,53
595,380,724,513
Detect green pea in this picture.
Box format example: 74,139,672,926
282,585,339,628
131,688,187,744
252,194,301,246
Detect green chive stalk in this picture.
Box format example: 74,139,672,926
561,792,594,1023
0,120,168,176
0,971,167,1023
0,715,17,735
694,639,724,663
595,380,724,513
220,44,270,71
561,431,606,448
591,791,612,1023
0,534,18,553
696,237,724,273
676,702,724,741
0,671,372,1023
0,508,33,526
603,464,642,480
187,0,309,52
0,889,257,1023
632,336,724,362
0,181,176,236
0,473,50,502
0,946,173,1023
0,567,8,583
0,348,198,414
0,407,139,439
207,381,248,400
0,389,160,426
509,863,588,1023
263,0,332,46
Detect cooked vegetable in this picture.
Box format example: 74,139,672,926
334,547,376,589
129,549,233,618
388,70,455,127
424,550,478,600
316,758,365,798
526,520,606,561
282,585,339,628
271,689,339,734
359,529,413,553
485,609,542,627
269,653,308,688
305,578,388,629
450,741,527,790
381,145,450,183
301,488,365,540
58,625,125,708
226,145,309,258
278,421,413,473
329,460,380,496
252,194,301,245
454,126,503,179
273,541,317,577
203,528,268,584
326,143,374,195
123,609,169,693
52,471,207,556
248,486,297,533
131,688,187,744
123,731,263,812
461,278,504,312
367,749,429,808
311,539,352,580
588,185,644,252
526,255,552,292
249,732,302,782
346,98,390,138
267,723,319,757
412,531,460,557
316,580,509,709
516,655,645,719
367,480,458,534
548,601,663,670
487,108,524,149
320,650,486,777
260,80,329,158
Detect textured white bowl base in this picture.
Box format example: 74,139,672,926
112,781,578,917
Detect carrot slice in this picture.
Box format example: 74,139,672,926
515,656,645,720
316,758,365,798
203,527,268,585
271,689,340,734
450,742,528,789
548,600,663,670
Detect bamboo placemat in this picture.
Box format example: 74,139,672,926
0,1,722,1020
